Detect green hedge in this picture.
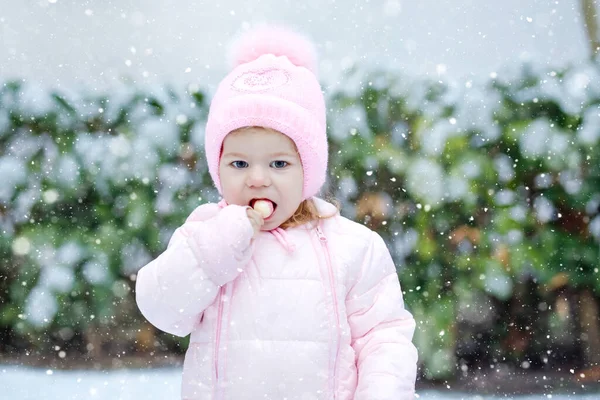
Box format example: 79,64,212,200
1,59,599,378
328,61,600,377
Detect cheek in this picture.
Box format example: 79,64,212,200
287,168,304,196
218,166,236,192
218,165,227,186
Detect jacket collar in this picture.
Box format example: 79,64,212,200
312,197,339,219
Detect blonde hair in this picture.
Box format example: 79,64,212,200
280,197,339,229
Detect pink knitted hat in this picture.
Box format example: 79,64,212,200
204,25,327,200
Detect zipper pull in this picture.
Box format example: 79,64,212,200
315,226,327,242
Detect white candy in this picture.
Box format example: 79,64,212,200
253,200,274,218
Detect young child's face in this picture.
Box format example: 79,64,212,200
219,127,304,231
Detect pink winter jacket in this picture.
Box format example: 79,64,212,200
136,197,418,400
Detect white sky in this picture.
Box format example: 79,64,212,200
0,0,594,91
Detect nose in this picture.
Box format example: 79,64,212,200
245,165,271,187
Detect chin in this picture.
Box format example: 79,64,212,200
262,220,279,230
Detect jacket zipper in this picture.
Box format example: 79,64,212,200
214,286,225,398
316,226,341,399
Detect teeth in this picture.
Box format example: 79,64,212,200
253,199,274,218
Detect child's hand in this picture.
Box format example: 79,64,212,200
246,208,265,238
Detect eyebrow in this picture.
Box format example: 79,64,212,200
222,151,297,158
222,152,247,158
269,151,297,158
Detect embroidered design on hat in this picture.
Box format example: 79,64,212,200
231,68,290,92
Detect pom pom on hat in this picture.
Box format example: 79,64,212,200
227,25,319,75
207,24,327,200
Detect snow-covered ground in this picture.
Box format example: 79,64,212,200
1,365,599,400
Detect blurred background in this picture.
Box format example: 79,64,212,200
1,0,599,398
1,0,590,87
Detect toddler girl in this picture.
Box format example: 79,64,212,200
136,25,418,400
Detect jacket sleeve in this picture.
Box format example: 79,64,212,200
346,232,418,400
135,203,254,337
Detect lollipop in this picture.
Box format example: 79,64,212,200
252,199,274,219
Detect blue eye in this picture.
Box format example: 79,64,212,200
231,161,248,168
270,160,288,169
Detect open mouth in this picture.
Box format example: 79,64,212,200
249,198,277,218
